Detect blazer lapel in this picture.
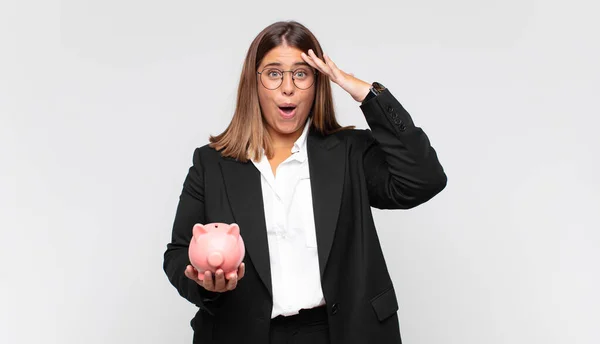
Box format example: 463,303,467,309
219,158,272,297
307,128,346,278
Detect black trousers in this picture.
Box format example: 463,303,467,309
269,306,331,344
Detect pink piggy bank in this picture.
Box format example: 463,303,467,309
188,222,245,281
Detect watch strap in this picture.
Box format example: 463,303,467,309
361,82,386,104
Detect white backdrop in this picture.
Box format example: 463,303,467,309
1,0,599,343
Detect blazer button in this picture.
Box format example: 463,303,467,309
387,105,394,113
331,303,339,315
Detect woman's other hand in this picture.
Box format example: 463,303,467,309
185,263,246,292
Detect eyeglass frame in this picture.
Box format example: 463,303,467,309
256,67,318,90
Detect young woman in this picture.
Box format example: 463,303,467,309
163,20,447,344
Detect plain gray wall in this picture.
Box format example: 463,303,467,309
1,0,599,343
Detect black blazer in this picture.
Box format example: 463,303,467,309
163,88,447,344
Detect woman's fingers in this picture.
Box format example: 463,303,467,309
185,264,246,292
185,265,202,284
203,270,215,290
226,273,238,290
312,50,333,76
323,53,345,79
184,265,194,279
238,262,245,279
214,269,227,291
302,49,332,77
323,53,338,71
302,50,351,86
301,51,318,68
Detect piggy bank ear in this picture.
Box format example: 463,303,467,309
193,224,208,237
227,223,240,236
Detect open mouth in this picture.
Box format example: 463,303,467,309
278,105,297,117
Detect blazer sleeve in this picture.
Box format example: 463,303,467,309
359,88,447,209
163,147,222,315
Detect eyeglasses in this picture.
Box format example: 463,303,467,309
257,67,317,90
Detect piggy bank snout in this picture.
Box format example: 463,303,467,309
208,252,224,267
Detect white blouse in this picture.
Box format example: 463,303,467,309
251,119,325,319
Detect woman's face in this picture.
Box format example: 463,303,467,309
257,44,316,144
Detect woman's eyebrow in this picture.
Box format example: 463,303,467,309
262,61,311,68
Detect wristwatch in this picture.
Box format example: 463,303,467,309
362,82,386,104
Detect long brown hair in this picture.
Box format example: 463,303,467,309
208,20,353,162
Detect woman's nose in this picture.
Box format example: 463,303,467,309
280,73,295,95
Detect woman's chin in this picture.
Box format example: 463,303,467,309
271,121,303,136
276,125,299,135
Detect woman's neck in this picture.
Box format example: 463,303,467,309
268,127,303,149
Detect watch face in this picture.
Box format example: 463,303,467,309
372,82,386,93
